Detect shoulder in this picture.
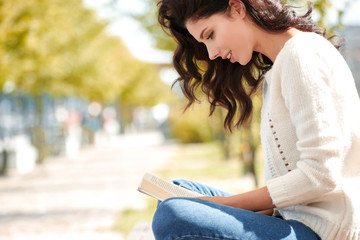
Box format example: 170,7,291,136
271,31,347,83
275,32,341,67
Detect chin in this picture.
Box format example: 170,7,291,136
237,60,249,66
238,56,252,66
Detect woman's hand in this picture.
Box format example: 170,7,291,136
196,196,230,205
256,208,274,216
197,186,275,215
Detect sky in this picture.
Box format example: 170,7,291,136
83,0,360,65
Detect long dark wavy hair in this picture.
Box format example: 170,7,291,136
158,0,328,131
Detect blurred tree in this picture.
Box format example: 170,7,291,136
0,0,171,102
0,0,172,162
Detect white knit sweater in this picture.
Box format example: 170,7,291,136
261,32,360,240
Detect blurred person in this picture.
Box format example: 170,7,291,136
65,110,82,157
152,0,360,239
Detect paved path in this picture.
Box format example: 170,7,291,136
0,131,178,240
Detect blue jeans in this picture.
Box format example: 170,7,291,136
152,179,321,240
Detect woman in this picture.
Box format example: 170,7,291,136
152,0,360,239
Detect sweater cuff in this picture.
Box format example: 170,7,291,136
267,169,312,209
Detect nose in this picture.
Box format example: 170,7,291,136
206,44,219,60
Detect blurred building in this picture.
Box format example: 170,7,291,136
341,25,360,94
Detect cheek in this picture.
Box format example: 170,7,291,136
232,33,254,65
216,29,232,48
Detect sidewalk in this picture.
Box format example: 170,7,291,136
0,131,178,240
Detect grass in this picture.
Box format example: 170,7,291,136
113,198,158,236
158,141,242,181
113,141,261,237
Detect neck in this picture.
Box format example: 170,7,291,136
254,27,302,63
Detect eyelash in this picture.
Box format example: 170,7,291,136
207,31,214,40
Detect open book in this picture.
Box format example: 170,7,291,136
137,172,204,201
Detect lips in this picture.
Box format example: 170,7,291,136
226,51,232,60
223,51,235,63
223,51,231,60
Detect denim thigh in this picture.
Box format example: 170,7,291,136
152,179,320,240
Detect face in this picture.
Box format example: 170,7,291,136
185,9,256,65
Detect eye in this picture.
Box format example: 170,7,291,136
207,31,214,40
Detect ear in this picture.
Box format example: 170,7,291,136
228,0,246,18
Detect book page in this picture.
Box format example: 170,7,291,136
138,173,203,201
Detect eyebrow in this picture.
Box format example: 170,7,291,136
199,27,208,40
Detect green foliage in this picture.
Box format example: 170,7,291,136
168,105,213,143
0,0,172,106
288,0,352,31
168,100,224,143
134,0,176,51
159,142,241,181
1,0,100,96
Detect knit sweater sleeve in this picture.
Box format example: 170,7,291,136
266,38,345,209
